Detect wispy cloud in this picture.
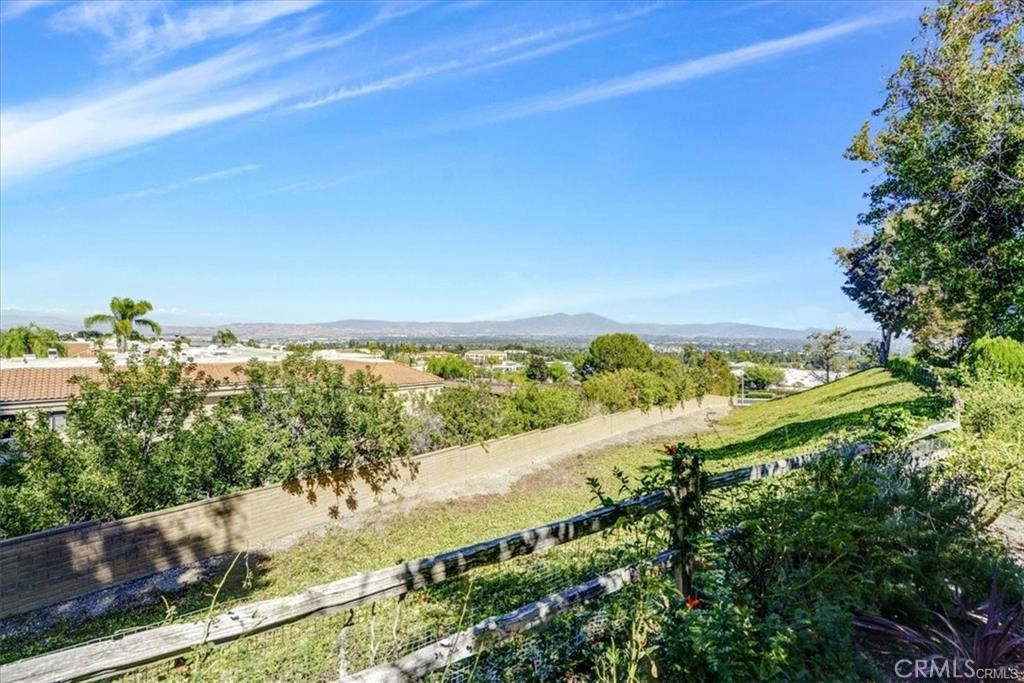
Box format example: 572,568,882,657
291,4,659,111
0,0,57,21
462,12,907,126
119,164,263,199
50,0,322,63
0,6,415,183
473,272,762,320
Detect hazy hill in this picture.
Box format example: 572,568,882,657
1,309,880,343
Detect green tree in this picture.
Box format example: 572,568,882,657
503,384,583,432
0,350,216,536
428,384,504,446
84,297,162,351
803,329,851,383
582,369,675,413
834,230,916,365
525,355,550,382
845,0,1024,343
579,333,653,378
0,350,413,537
213,353,411,485
742,364,784,391
0,324,65,358
212,329,238,347
426,355,477,380
650,355,693,403
547,361,569,383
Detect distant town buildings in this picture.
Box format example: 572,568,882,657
462,349,528,373
0,342,443,432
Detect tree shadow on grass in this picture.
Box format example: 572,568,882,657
695,394,945,466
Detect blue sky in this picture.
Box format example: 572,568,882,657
0,0,927,329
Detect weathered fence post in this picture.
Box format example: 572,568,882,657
668,444,704,598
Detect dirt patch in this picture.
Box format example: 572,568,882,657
991,513,1024,566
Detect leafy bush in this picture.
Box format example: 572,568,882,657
862,405,916,455
577,333,654,378
425,384,504,447
524,355,550,382
503,383,584,432
582,369,676,412
961,336,1024,384
651,449,1021,681
0,351,412,538
943,377,1024,523
887,355,941,389
741,364,784,390
425,355,476,379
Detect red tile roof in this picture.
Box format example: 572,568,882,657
0,360,441,405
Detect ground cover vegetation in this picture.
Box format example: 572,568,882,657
0,369,952,672
0,331,732,538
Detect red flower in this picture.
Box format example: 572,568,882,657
664,444,679,455
686,595,702,610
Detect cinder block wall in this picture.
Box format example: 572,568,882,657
0,397,727,617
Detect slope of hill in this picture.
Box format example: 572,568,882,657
0,369,939,667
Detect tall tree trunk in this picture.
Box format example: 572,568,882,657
879,329,892,366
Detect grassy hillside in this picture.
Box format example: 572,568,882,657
1,369,942,669
693,368,944,470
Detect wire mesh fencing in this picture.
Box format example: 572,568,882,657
110,522,652,682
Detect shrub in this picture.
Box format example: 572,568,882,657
650,448,1022,681
503,383,584,432
425,355,476,380
943,377,1024,523
863,405,916,456
524,355,550,382
887,355,946,390
961,336,1024,384
582,369,675,412
0,351,412,538
741,364,784,390
578,334,653,378
427,384,504,447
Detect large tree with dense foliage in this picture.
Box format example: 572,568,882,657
578,333,654,378
834,230,916,365
0,324,65,358
844,0,1024,344
525,355,550,382
0,350,412,538
84,297,162,351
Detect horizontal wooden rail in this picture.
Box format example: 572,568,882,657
343,549,678,683
0,491,669,683
1,421,958,683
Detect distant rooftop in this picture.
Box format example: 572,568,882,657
0,344,442,408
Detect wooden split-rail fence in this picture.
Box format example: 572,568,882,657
0,422,957,683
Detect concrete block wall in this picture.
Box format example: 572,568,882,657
0,397,726,617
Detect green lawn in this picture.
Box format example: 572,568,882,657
1,369,942,675
692,367,944,471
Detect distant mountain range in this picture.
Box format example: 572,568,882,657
1,310,881,343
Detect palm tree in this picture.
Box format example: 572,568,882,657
84,297,162,351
